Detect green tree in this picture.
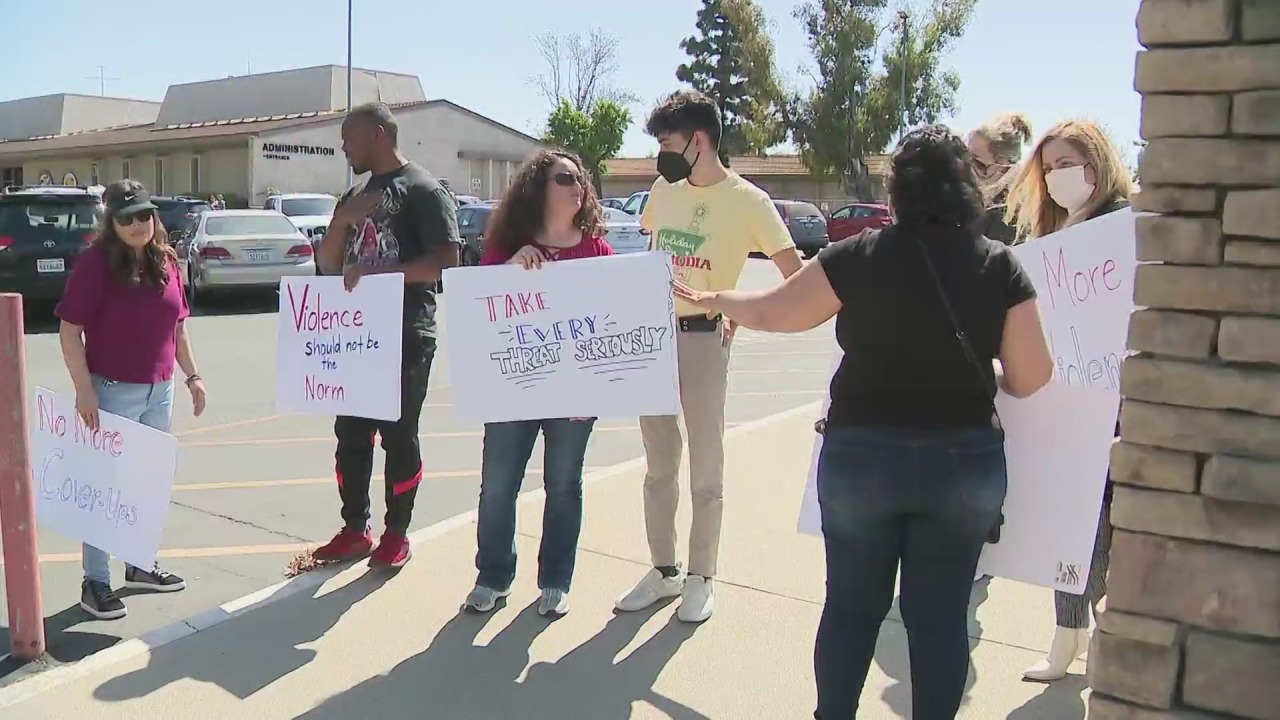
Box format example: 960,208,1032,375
543,98,631,197
533,29,637,194
789,0,976,198
677,0,788,161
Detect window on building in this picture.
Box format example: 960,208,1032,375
0,167,22,188
153,158,165,195
90,163,100,186
190,156,201,194
121,159,132,181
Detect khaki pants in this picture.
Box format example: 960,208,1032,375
640,328,730,577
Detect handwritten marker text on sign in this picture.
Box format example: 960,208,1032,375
1043,247,1122,310
482,292,550,321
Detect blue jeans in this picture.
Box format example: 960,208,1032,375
813,426,1006,720
82,376,175,584
475,418,595,593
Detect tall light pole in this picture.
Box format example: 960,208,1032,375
898,11,909,143
346,0,354,186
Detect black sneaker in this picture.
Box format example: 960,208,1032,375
124,565,187,593
81,580,127,620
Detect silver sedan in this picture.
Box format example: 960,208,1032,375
182,209,316,304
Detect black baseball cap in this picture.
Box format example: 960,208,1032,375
103,181,158,217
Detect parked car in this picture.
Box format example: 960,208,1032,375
264,192,337,248
601,197,628,211
456,201,497,266
152,195,212,236
0,185,101,302
773,200,829,258
601,207,649,254
620,190,649,217
827,202,892,242
454,194,482,207
182,210,315,304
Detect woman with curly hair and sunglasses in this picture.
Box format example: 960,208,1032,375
462,150,614,618
1004,118,1133,682
55,179,208,620
968,112,1033,245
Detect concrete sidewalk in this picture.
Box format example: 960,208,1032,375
0,405,1090,719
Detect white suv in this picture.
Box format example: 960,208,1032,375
264,192,338,247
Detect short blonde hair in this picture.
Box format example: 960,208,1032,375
1004,119,1133,240
970,113,1033,164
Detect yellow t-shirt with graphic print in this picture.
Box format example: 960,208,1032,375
641,172,795,317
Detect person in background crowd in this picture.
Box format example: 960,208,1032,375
56,179,208,620
207,194,219,210
313,103,461,569
615,90,803,624
217,194,226,210
968,113,1033,244
462,151,614,618
673,125,1053,719
1004,117,1134,682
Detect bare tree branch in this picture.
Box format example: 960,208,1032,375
532,28,637,113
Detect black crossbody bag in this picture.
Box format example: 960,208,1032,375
915,237,1007,544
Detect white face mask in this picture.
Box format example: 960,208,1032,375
1045,165,1095,212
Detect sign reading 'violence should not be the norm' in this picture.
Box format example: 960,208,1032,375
276,274,404,421
441,251,681,423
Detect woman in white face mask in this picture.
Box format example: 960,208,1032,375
1003,119,1133,683
1005,118,1133,240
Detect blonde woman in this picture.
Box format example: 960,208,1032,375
1004,119,1133,681
968,113,1033,244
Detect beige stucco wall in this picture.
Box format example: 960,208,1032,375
22,144,249,200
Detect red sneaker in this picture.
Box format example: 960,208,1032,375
370,531,412,568
313,527,373,563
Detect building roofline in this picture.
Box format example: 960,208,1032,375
0,92,161,105
164,64,420,90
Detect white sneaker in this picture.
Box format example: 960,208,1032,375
463,585,510,613
677,575,714,623
1023,627,1089,681
538,589,569,617
615,568,684,612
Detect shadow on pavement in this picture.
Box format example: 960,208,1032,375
0,604,122,683
1006,674,1089,719
873,576,991,717
189,291,278,318
87,569,389,703
298,603,707,720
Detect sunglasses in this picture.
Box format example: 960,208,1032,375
115,208,155,225
551,172,583,187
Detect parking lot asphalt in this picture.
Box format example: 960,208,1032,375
0,258,838,685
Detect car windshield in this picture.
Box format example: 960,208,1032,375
280,197,337,217
0,199,101,244
205,214,300,236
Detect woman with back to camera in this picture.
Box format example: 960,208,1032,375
968,112,1033,244
56,179,208,620
674,125,1053,719
462,150,614,619
1003,118,1133,681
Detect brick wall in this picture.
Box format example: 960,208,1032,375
1088,2,1280,719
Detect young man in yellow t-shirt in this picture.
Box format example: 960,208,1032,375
614,90,803,623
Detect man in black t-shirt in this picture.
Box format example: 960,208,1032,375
314,103,461,569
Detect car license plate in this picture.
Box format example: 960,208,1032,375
36,258,65,273
247,249,271,263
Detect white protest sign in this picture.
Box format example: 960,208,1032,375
30,387,178,570
276,274,404,421
797,355,839,537
441,251,680,423
978,208,1137,592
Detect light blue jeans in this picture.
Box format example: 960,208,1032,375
82,375,175,584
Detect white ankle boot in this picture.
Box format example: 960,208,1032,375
1023,627,1089,681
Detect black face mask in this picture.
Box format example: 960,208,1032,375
656,137,698,183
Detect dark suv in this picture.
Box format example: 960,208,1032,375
0,186,103,301
152,196,211,236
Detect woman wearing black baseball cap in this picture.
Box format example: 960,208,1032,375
55,179,209,620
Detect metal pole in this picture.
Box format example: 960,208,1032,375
0,293,46,661
346,0,354,186
899,11,909,140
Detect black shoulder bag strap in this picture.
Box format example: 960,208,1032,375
914,236,1007,543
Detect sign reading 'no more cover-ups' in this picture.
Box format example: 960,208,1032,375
442,252,681,423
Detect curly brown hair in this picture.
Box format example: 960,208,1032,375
483,150,605,259
97,180,179,287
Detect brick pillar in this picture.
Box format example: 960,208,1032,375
1087,2,1280,719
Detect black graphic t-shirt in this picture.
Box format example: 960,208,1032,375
335,162,460,345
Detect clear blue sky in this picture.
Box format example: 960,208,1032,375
0,0,1142,160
